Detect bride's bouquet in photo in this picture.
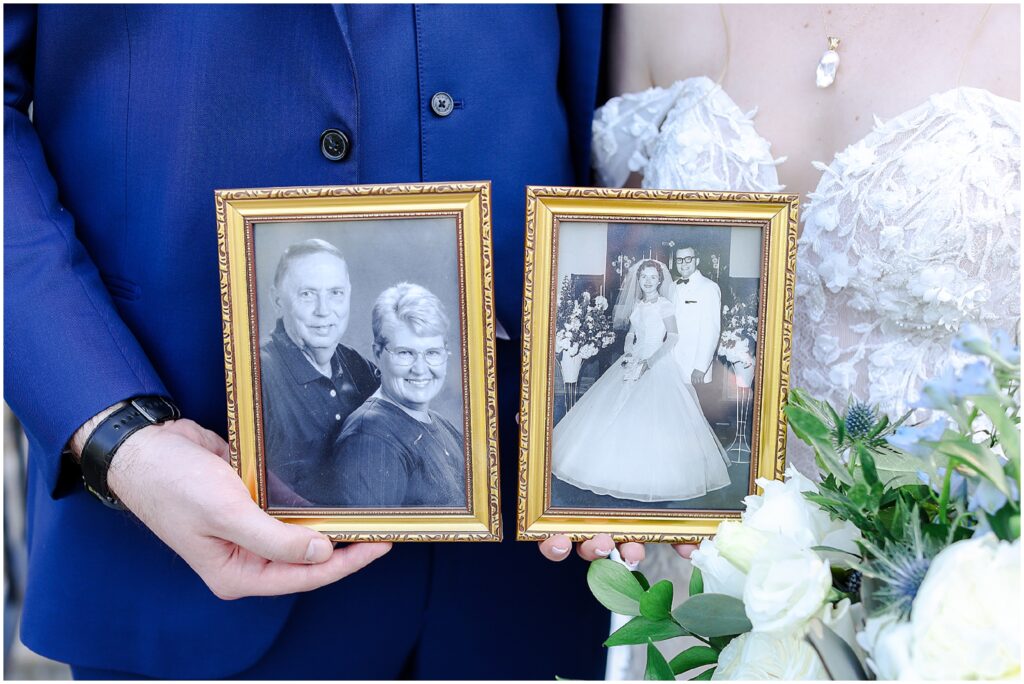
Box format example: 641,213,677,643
586,326,1020,680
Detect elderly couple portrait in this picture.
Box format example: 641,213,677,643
552,242,733,506
259,238,466,510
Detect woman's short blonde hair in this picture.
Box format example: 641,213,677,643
372,282,450,348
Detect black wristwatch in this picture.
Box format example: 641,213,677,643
80,396,181,509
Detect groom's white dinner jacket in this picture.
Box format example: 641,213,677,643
672,270,722,382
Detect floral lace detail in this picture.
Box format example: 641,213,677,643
593,77,785,191
794,88,1021,416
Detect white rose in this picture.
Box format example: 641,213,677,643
690,537,746,600
743,467,861,561
713,520,775,573
857,613,918,680
743,544,832,633
908,534,1020,679
712,630,828,680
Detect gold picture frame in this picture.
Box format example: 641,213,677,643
216,182,500,542
517,187,799,543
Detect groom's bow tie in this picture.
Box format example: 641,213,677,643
675,278,689,285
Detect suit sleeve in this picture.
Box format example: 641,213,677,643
698,282,722,373
4,6,168,497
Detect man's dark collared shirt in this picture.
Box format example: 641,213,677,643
259,319,378,506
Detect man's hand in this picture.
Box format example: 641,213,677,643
690,369,705,385
105,419,391,600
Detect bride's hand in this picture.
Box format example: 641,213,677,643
538,534,645,567
538,535,699,565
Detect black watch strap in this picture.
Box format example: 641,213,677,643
80,396,181,509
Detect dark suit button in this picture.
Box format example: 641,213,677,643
430,92,454,117
320,129,350,161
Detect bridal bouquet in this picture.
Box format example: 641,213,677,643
586,326,1019,680
554,277,616,362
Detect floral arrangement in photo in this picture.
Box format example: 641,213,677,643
585,325,1019,680
718,296,758,369
554,276,616,361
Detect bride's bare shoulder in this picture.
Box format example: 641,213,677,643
608,5,725,96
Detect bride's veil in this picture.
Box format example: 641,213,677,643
612,259,676,329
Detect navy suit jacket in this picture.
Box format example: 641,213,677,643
4,5,605,678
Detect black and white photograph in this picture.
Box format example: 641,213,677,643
252,218,468,511
549,220,762,511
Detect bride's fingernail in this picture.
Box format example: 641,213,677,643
551,545,570,555
625,560,640,571
595,547,613,557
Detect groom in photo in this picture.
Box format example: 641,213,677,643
671,245,722,391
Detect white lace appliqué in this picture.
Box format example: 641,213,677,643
794,88,1021,415
593,77,785,192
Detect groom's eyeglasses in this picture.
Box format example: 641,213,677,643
384,346,449,367
674,256,697,264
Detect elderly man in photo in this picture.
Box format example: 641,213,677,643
260,239,379,507
672,246,722,386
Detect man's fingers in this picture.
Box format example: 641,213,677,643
618,542,645,569
578,533,615,561
249,542,393,596
538,534,573,561
219,504,336,564
673,543,699,560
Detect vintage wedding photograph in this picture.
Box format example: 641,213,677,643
518,187,798,542
216,183,501,541
549,220,762,511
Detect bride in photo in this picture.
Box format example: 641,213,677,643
551,258,731,503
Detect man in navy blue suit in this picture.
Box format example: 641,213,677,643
4,5,646,679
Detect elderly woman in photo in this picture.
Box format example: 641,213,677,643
331,283,466,508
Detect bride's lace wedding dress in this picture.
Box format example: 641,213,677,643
592,76,1020,679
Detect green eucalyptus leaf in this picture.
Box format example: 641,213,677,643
604,616,689,647
640,580,674,620
669,646,719,675
644,639,676,681
786,405,854,485
689,567,704,597
672,593,752,638
588,558,643,616
693,667,716,680
708,635,734,652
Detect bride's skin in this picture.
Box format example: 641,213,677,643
609,4,1020,199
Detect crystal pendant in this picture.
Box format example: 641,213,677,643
815,37,841,89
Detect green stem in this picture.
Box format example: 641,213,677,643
938,461,955,522
691,634,713,647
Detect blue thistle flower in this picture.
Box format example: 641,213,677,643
869,552,931,620
844,400,876,440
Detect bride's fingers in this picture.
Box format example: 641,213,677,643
577,533,615,561
672,543,699,560
617,542,645,569
538,535,572,562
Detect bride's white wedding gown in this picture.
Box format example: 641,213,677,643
552,296,731,503
592,76,1020,679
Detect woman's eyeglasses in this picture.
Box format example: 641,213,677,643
384,346,449,367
